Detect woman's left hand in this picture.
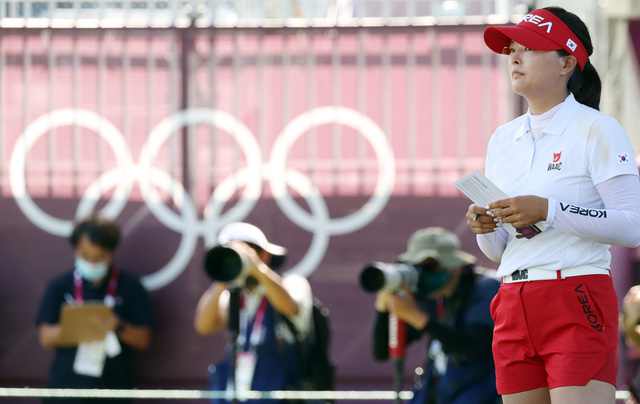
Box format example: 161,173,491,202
488,195,548,228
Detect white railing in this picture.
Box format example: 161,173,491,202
0,0,532,28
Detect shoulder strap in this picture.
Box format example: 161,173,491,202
279,312,301,340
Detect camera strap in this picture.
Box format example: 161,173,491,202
435,297,445,318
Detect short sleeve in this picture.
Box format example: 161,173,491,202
587,116,639,185
282,274,313,336
35,275,69,326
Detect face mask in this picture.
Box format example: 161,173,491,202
75,257,109,282
422,270,452,294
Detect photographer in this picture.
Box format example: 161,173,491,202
194,222,313,403
370,227,500,404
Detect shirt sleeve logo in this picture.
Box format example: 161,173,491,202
618,154,630,164
560,203,607,218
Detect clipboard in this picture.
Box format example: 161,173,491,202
57,301,113,347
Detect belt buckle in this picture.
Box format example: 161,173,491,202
510,269,529,282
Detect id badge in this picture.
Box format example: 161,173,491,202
428,339,448,375
73,340,106,377
231,352,256,401
104,331,122,358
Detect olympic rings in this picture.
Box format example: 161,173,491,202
270,106,395,235
9,107,395,290
10,109,135,236
139,108,263,235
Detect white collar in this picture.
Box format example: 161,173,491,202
516,93,581,140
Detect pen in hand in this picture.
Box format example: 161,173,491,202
473,214,481,222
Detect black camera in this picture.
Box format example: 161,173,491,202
203,244,252,283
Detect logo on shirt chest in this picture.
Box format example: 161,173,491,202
547,151,563,171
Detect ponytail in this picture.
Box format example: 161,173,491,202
545,6,602,110
567,59,601,110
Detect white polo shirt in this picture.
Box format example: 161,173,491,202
485,93,639,277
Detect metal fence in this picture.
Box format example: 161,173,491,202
0,1,523,289
1,24,518,216
1,0,531,26
0,0,530,217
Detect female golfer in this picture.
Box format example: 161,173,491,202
467,6,640,404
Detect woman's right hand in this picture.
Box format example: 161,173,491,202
466,203,497,234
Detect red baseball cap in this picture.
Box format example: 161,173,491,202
484,8,588,70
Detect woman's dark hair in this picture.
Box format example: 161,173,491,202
545,6,601,110
70,214,120,251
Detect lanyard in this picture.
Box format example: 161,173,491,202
436,297,445,318
239,295,268,350
73,266,119,308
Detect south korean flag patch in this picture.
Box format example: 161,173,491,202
618,153,631,164
566,38,578,52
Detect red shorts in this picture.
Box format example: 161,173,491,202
490,274,618,395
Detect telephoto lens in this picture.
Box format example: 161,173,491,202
203,243,251,282
359,262,419,293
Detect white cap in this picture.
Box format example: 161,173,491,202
217,222,287,257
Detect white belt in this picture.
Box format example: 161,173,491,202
502,265,610,284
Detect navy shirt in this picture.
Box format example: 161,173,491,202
209,301,300,404
372,267,500,404
35,267,154,393
423,272,499,404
